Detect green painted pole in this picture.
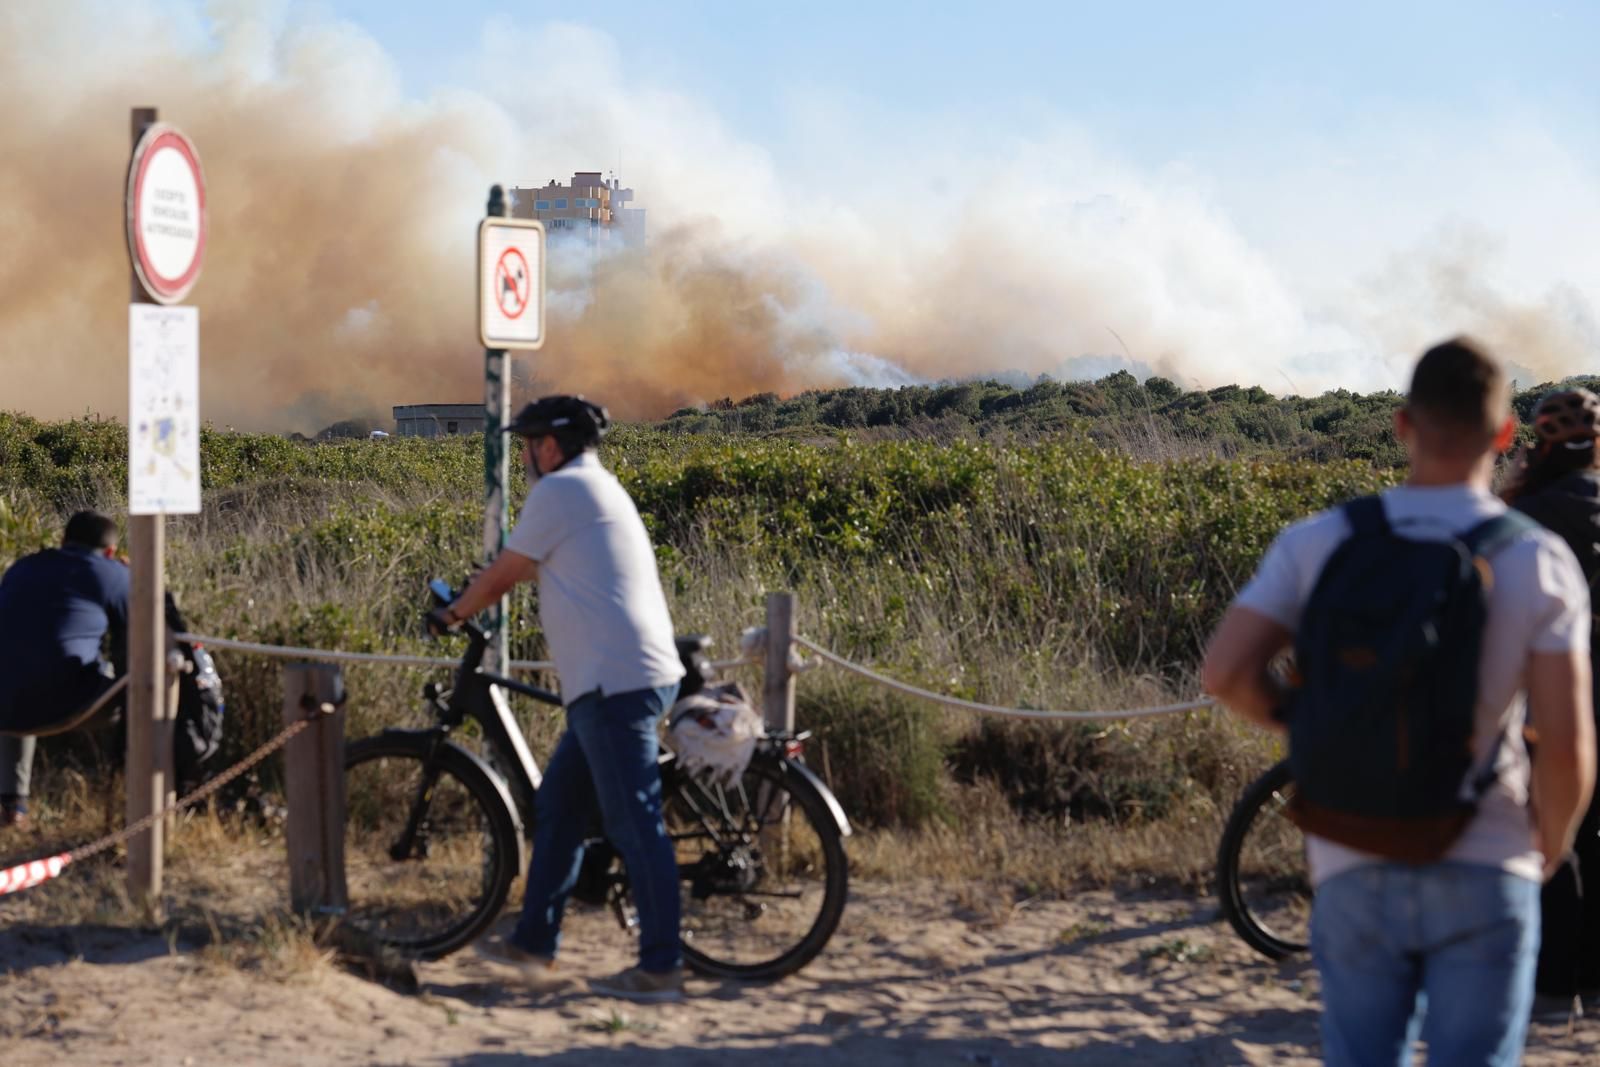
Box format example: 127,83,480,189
483,184,510,674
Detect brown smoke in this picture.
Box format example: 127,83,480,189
1,4,1595,433
0,4,843,431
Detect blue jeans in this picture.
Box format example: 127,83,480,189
511,684,681,973
1311,862,1541,1067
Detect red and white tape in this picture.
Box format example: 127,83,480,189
0,853,71,896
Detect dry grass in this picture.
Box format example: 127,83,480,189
848,777,1231,899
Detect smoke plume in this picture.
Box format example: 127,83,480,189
1,2,1596,432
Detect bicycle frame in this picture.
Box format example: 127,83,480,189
428,620,559,827
409,590,851,847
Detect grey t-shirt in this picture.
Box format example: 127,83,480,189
504,451,685,701
1236,484,1589,885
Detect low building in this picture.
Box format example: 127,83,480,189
392,404,484,438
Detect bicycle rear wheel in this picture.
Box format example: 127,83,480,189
664,754,848,981
1217,759,1311,960
342,733,521,960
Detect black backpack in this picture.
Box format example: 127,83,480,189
166,596,227,793
1285,495,1535,863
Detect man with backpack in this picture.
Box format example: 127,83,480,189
1202,338,1595,1065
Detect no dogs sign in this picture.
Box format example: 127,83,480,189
479,217,545,350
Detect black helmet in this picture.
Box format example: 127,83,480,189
505,395,611,447
1532,387,1600,447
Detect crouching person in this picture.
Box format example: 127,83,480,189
0,511,131,830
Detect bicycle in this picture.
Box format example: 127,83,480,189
1216,758,1311,960
339,580,851,980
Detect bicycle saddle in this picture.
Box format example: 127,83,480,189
675,635,712,657
676,635,713,699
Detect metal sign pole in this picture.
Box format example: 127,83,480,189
483,185,510,675
126,105,167,905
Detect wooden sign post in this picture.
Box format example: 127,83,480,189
124,106,206,903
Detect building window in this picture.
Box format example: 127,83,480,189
554,198,567,209
534,200,550,210
446,421,459,434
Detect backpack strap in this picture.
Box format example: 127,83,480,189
1460,510,1539,560
1342,494,1390,537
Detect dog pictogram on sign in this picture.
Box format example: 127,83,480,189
479,217,545,350
496,248,530,319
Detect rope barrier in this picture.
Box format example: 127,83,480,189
176,633,750,675
173,633,553,671
0,700,333,897
792,635,1214,722
175,630,1189,720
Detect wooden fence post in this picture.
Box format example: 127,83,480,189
283,664,347,917
763,592,797,735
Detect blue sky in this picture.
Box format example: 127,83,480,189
320,0,1598,168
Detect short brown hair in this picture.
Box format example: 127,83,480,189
62,510,118,550
1406,337,1508,446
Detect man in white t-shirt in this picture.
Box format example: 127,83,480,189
1202,339,1595,1066
433,395,687,1003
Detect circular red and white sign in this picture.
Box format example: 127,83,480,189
126,124,206,304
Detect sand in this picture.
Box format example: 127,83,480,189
3,881,1596,1066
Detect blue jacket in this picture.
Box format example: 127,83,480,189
0,545,130,724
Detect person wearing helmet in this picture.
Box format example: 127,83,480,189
1503,386,1600,1015
430,395,687,1002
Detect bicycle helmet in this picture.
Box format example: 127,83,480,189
504,395,611,447
1532,388,1600,446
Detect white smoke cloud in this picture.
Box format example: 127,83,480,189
0,1,1595,433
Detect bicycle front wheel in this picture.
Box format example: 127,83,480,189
1217,759,1311,960
665,754,848,981
342,733,521,960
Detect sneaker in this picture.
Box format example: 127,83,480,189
589,965,685,1004
1530,992,1580,1024
472,938,568,993
0,807,30,833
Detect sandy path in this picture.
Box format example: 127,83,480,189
3,882,1595,1066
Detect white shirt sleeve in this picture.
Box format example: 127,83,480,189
1527,533,1592,654
504,479,572,562
1233,510,1347,632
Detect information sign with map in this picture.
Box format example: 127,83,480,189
128,303,201,515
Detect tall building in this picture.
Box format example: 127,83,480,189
508,172,645,246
